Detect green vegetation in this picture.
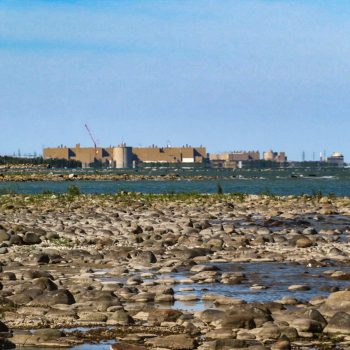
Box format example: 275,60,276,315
49,238,72,247
0,156,81,168
67,185,81,196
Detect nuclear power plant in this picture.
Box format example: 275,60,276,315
43,144,207,168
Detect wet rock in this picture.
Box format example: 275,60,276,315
288,284,310,292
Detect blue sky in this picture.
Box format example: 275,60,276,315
1,0,350,160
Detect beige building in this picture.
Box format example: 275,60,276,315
210,151,260,162
43,144,207,167
210,151,260,168
263,150,287,162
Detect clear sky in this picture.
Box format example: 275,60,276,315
1,0,350,161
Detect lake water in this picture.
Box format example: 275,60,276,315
2,175,350,195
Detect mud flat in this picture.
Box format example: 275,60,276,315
0,193,350,349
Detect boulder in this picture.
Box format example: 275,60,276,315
30,289,75,306
23,232,41,245
324,312,350,335
320,291,350,316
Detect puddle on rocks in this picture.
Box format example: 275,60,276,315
97,262,350,312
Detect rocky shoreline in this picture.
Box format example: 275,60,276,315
0,172,229,182
0,193,350,349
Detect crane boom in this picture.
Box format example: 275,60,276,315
84,124,97,149
84,124,99,156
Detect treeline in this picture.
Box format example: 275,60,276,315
0,156,81,168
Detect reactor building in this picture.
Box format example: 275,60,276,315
43,144,207,168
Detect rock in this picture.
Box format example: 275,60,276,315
148,309,183,325
221,312,255,330
107,309,134,325
147,334,196,350
212,339,247,350
324,312,350,335
288,285,310,292
32,277,58,291
9,234,23,245
271,340,291,350
30,289,75,306
2,272,16,281
290,318,323,333
320,291,350,316
0,247,8,254
78,311,108,323
23,232,41,245
36,253,50,265
258,325,280,340
296,237,312,248
0,230,10,243
303,309,327,328
0,321,9,332
111,343,147,350
198,309,226,324
303,227,317,235
33,328,64,341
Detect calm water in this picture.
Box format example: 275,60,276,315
1,176,350,195
96,262,350,312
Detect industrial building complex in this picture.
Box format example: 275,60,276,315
43,144,207,168
43,143,345,169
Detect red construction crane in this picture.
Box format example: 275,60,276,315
84,124,99,155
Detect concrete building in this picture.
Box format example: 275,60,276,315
43,145,207,167
327,152,344,167
133,146,206,164
209,151,260,168
263,150,287,163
